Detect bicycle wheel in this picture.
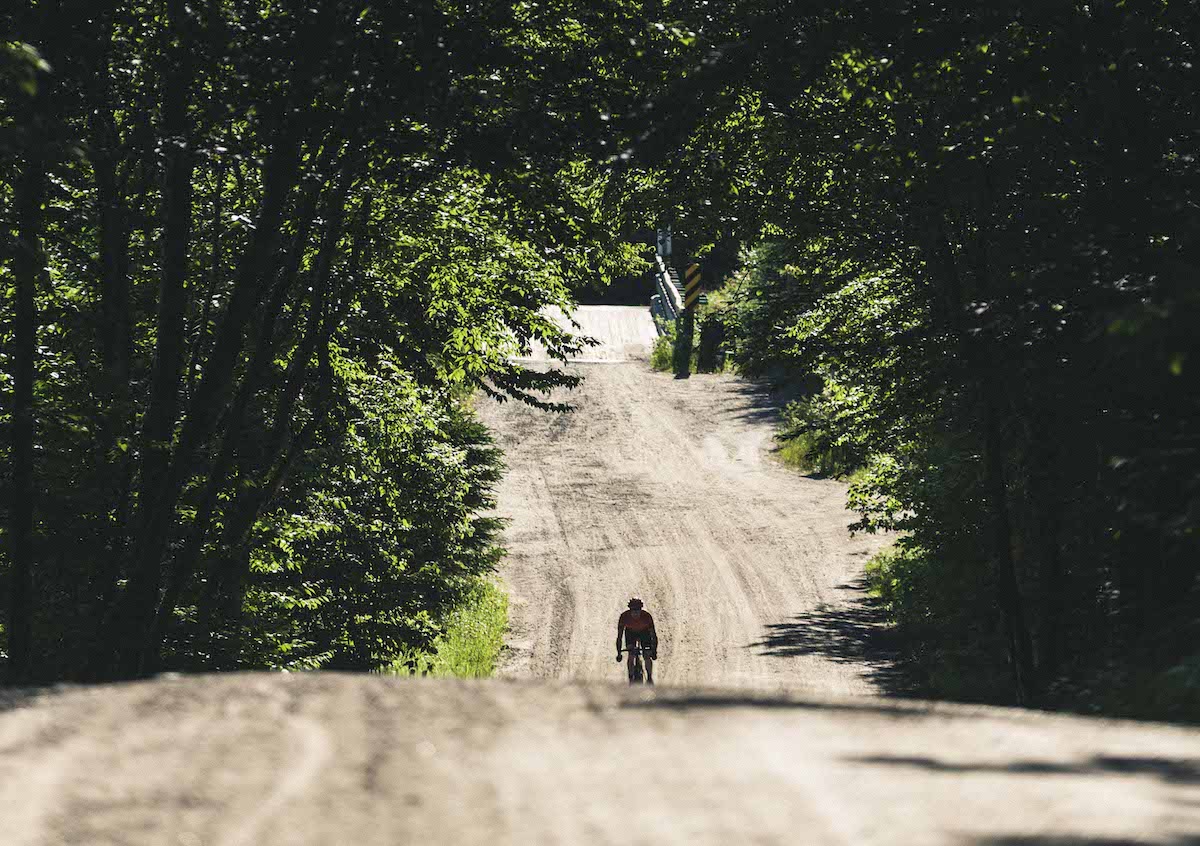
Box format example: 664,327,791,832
632,655,644,684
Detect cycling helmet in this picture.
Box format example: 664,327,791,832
628,597,644,610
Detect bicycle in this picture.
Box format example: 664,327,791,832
617,644,655,685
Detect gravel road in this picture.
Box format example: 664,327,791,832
2,675,1197,845
477,305,895,692
2,305,1197,845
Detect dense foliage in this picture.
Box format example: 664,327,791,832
1,0,662,681
668,2,1199,713
5,0,1197,716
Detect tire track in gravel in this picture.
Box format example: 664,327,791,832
6,674,1196,845
477,305,895,694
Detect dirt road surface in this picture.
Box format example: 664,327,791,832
478,305,895,692
1,675,1197,845
2,305,1197,845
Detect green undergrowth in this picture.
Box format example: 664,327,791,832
773,392,868,480
649,315,681,371
1101,656,1200,723
386,580,509,678
650,334,674,371
865,543,1012,703
649,314,711,373
775,431,864,478
865,544,1200,720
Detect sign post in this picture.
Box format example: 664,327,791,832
674,262,701,378
683,263,702,309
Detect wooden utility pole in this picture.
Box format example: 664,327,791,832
674,263,701,378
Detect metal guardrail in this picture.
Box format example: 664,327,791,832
650,254,683,329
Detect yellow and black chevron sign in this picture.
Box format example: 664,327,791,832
683,263,702,309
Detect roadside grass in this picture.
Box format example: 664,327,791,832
649,335,674,371
775,432,818,472
650,310,727,373
775,431,867,480
387,580,508,678
650,315,676,371
649,325,703,373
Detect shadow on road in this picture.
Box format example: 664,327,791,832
973,838,1200,846
748,578,921,696
619,692,924,718
0,685,64,719
723,381,782,427
852,753,1200,786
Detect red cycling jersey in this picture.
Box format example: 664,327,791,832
618,609,655,633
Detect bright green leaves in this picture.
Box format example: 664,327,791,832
0,0,664,678
2,40,50,96
245,363,504,672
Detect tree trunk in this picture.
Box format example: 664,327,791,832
185,156,224,400
194,191,353,668
205,401,327,669
106,0,197,678
87,9,134,411
84,57,138,675
980,370,1038,705
969,172,1038,705
5,96,48,685
100,8,335,678
1024,400,1066,682
146,172,344,669
104,130,305,678
918,195,1039,706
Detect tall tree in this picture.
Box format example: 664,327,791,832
4,46,49,684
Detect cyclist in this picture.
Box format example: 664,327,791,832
615,597,658,684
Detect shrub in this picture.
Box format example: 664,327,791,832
866,542,1012,703
650,335,674,371
775,383,868,477
387,580,508,678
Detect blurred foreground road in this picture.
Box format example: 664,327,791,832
1,674,1197,845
